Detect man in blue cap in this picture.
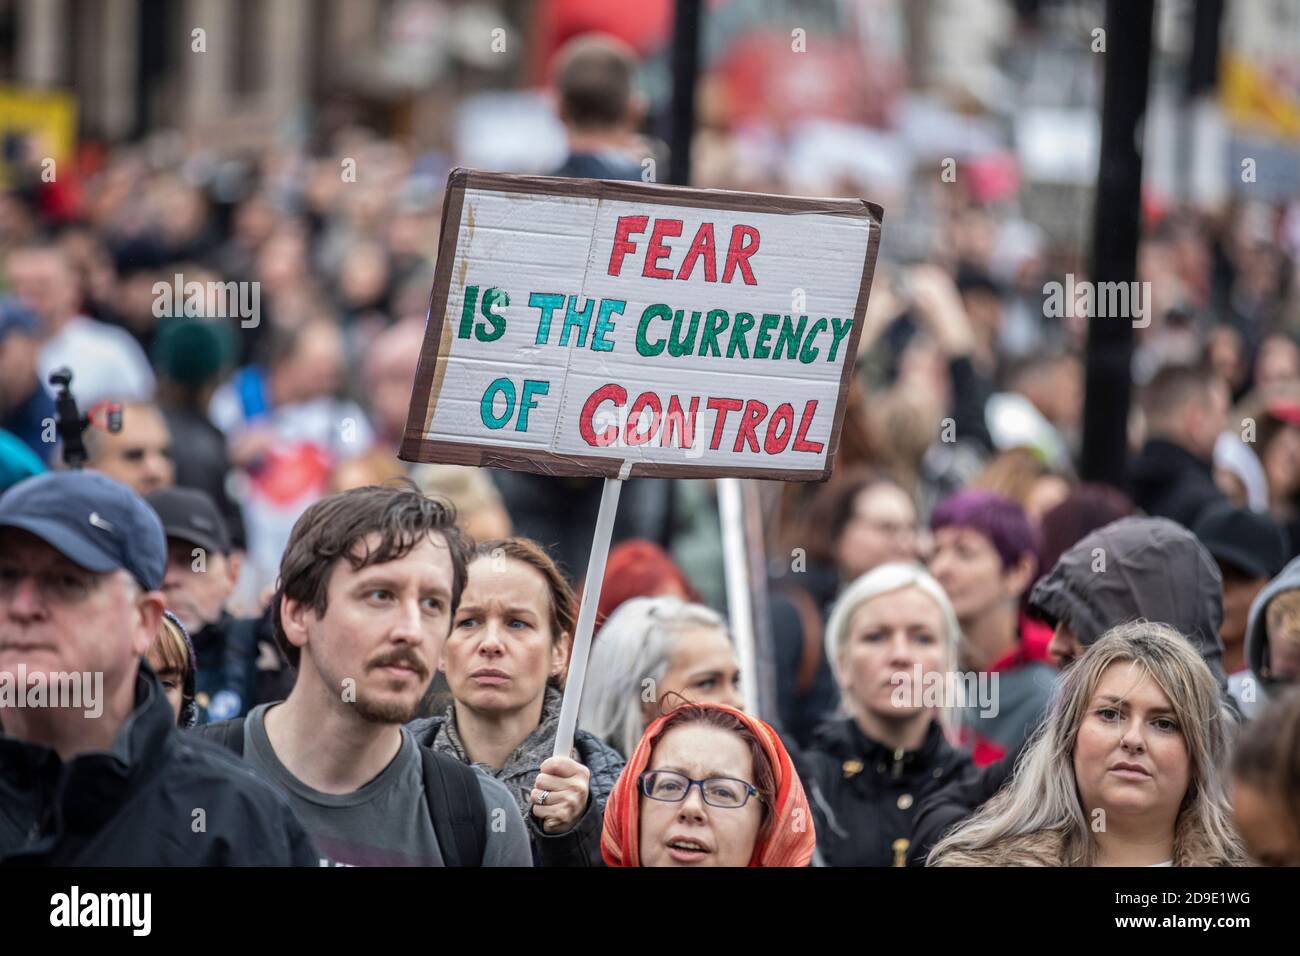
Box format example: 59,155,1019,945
0,470,316,864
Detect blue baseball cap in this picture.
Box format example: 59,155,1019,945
0,471,167,590
0,298,39,342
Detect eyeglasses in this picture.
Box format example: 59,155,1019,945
0,566,105,604
638,770,763,809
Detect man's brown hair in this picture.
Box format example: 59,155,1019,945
273,481,472,668
554,34,636,131
1142,364,1216,434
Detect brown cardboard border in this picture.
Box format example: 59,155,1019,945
403,172,467,453
400,167,884,483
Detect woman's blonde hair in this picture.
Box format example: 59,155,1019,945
150,613,191,677
928,621,1246,866
972,447,1052,507
824,562,963,743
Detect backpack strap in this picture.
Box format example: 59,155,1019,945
191,716,247,757
419,747,487,867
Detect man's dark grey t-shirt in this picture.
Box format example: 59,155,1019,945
242,704,532,867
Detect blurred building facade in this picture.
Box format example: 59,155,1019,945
0,0,529,147
0,0,1295,204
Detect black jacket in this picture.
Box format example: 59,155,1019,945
795,718,971,867
768,561,841,749
907,739,1023,866
1129,438,1226,529
192,611,257,721
162,404,247,548
0,666,317,865
948,354,995,453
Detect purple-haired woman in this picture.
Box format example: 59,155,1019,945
928,489,1055,767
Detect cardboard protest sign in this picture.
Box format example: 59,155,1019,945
400,169,882,481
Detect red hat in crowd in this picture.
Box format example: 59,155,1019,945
579,539,701,631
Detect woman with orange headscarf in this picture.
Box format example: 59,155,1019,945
601,701,816,867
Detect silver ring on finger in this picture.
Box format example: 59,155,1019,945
536,789,550,806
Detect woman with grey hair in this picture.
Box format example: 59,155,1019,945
929,620,1247,866
793,562,973,866
579,596,742,758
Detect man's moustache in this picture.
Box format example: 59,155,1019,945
368,650,428,678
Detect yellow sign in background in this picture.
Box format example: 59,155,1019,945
0,86,77,186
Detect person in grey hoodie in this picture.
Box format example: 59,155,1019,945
1027,515,1229,692
1239,557,1300,718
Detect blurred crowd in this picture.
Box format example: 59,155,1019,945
2,28,1300,870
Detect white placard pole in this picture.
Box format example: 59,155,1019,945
552,476,624,758
718,476,759,715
